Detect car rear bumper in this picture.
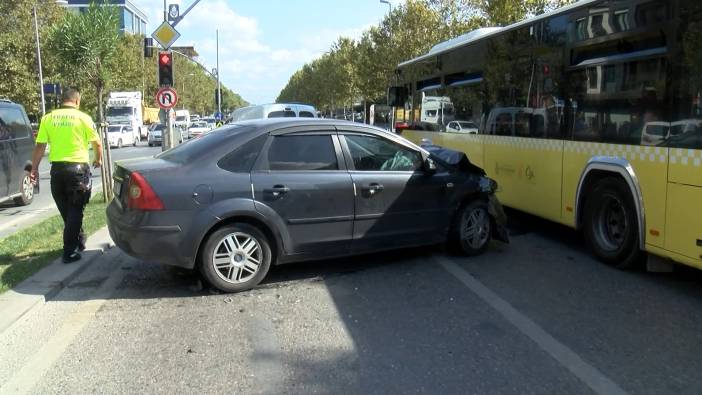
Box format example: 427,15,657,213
106,201,195,269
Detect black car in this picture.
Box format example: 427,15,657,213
107,119,507,293
0,99,35,206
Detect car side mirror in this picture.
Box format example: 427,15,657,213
424,157,437,174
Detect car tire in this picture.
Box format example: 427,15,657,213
13,173,34,206
133,135,137,146
117,139,122,149
199,224,272,293
148,142,153,147
450,199,491,256
583,177,645,269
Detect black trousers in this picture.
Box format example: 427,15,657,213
50,162,91,258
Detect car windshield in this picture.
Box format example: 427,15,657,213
459,122,477,129
106,107,132,117
107,126,122,133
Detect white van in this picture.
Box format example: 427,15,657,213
174,110,190,131
229,103,317,122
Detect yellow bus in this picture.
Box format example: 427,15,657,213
392,0,702,270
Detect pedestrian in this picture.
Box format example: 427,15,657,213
30,87,102,263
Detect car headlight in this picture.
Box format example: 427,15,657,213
479,177,498,193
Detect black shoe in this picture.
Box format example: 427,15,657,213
78,234,87,252
62,252,82,264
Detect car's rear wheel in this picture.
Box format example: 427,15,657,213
117,139,122,149
451,200,491,256
13,173,34,206
199,224,272,293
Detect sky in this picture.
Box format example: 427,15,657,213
132,0,404,105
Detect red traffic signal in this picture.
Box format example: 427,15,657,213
158,51,174,87
159,52,172,66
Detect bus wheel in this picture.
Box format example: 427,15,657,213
583,177,644,269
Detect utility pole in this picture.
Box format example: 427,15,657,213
33,5,45,116
216,29,222,116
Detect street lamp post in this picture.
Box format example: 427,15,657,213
380,0,394,132
34,0,67,117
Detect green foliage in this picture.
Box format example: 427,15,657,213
277,0,575,108
0,1,246,121
49,1,121,122
0,0,64,119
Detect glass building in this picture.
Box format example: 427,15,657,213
63,0,148,35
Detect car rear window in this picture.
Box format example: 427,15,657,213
155,125,251,163
0,107,30,139
299,111,315,118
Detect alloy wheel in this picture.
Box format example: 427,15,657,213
461,206,490,250
212,232,263,284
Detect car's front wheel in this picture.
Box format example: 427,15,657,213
199,224,272,293
451,200,491,256
13,173,34,206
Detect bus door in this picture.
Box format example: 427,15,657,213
665,6,702,262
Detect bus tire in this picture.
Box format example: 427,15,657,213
583,177,644,269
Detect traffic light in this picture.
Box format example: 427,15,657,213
158,51,174,87
144,38,153,58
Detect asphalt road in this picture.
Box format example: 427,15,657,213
2,212,702,394
0,142,162,240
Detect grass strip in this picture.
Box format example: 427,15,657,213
0,196,108,294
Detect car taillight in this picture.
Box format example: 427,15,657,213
127,171,164,210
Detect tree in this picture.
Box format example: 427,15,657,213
49,1,120,123
0,0,64,119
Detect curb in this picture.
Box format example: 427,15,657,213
0,226,115,334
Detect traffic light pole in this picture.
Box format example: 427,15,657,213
163,109,174,151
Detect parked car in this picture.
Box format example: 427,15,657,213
107,124,138,148
0,99,35,206
188,121,210,138
447,121,479,134
202,117,217,129
148,124,186,146
107,119,508,293
148,124,164,146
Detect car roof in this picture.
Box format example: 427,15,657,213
228,118,425,152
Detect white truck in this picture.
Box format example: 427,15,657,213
105,92,145,141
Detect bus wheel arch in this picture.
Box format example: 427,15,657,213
575,158,646,269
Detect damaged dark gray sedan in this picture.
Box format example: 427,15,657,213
107,119,507,293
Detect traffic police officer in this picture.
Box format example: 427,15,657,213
31,88,102,263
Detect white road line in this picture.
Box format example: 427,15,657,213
0,253,128,395
435,256,629,395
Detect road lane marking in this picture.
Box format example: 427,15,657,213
435,256,629,395
0,252,127,395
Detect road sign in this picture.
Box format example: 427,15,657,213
167,4,180,22
156,87,178,110
214,112,223,121
151,21,180,50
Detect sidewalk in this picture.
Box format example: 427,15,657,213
0,226,114,334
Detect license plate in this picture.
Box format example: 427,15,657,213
114,180,122,197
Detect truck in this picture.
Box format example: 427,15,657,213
105,92,156,140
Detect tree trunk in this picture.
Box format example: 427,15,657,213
97,85,104,123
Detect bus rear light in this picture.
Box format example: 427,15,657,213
649,229,660,237
127,171,164,211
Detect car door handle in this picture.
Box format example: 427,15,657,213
362,183,384,196
265,185,290,197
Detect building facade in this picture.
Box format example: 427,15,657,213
63,0,148,35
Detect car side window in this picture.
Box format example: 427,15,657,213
218,134,268,173
298,111,315,118
343,134,422,172
265,135,338,171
